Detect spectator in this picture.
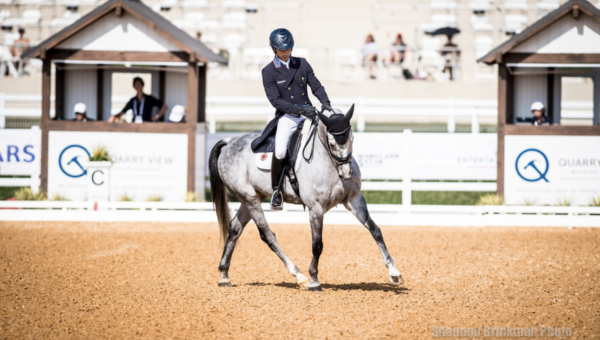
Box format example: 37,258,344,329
169,105,187,123
441,36,460,80
11,28,29,59
196,31,202,42
386,33,407,65
361,34,379,79
530,101,552,126
72,103,94,122
108,77,168,123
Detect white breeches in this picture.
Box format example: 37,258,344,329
275,114,306,160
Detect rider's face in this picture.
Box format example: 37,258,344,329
275,48,291,61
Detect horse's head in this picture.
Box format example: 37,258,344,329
317,105,355,181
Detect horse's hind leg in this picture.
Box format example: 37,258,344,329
245,201,309,287
218,204,252,287
344,193,404,285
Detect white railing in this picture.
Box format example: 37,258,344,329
1,93,594,132
0,200,598,228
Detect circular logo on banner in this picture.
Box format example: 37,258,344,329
515,148,549,182
59,145,91,178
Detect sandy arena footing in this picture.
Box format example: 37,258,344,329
1,221,599,339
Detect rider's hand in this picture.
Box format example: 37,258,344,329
321,101,332,112
107,116,115,123
299,105,317,119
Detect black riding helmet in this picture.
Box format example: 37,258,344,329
269,28,294,50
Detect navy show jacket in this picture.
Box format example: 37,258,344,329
251,56,329,152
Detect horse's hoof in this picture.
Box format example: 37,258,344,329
218,279,232,287
389,275,404,285
308,285,323,292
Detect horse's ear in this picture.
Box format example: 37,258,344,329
318,110,331,126
345,104,355,123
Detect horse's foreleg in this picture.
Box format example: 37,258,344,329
344,193,404,285
246,202,309,287
307,204,325,292
218,204,252,287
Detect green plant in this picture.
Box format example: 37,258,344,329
50,192,69,201
522,196,538,206
14,187,47,201
590,195,600,207
89,145,112,162
185,191,201,202
118,192,134,201
555,196,572,206
146,194,163,202
476,194,504,206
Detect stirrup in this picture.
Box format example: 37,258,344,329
271,190,283,211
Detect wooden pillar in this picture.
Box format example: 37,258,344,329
55,66,65,120
159,69,166,121
40,59,51,193
547,70,554,123
186,61,198,193
197,64,207,123
497,64,508,197
97,68,104,121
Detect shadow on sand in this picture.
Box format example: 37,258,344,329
243,282,409,294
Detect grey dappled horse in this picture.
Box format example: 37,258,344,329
209,106,404,291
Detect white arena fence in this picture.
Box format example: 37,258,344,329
0,93,594,132
0,200,599,228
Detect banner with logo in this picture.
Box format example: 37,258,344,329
0,128,41,175
353,133,497,180
505,135,600,206
48,131,188,201
206,132,497,181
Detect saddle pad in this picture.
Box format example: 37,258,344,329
255,118,312,173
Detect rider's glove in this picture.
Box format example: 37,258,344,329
321,101,332,112
299,105,317,119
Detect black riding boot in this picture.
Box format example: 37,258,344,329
271,156,284,210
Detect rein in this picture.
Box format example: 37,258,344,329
302,116,353,167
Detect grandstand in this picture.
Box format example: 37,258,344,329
0,0,597,132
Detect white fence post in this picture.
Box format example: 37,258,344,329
447,96,455,133
209,114,216,134
357,96,366,132
471,113,479,134
0,92,5,129
402,129,412,212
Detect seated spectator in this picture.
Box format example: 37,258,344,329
72,103,94,122
530,101,552,126
11,28,29,59
108,77,167,123
169,105,187,123
386,33,407,64
11,27,30,74
361,34,379,79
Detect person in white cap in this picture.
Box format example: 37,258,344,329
169,105,187,123
530,101,552,126
72,103,93,122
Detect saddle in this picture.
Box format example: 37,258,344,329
252,119,314,199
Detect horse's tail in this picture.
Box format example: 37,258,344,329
209,139,232,245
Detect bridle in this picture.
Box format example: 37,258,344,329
303,114,353,167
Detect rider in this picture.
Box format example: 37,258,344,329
250,28,332,210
